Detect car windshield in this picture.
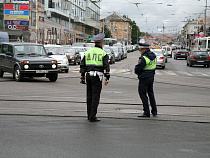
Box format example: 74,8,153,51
167,47,170,51
192,51,208,56
15,45,47,56
153,50,162,55
64,49,75,55
76,48,86,52
45,47,65,55
104,49,111,54
177,50,188,53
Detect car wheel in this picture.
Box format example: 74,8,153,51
14,66,23,82
187,61,189,66
189,62,192,67
74,62,77,65
162,65,165,69
165,59,167,63
48,73,58,82
65,69,69,73
0,69,4,77
185,58,187,60
207,64,210,68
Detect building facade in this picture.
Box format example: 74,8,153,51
100,12,132,45
3,0,100,44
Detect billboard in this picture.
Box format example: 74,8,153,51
5,25,29,30
10,0,29,4
4,4,14,10
4,20,29,26
4,10,29,15
4,15,29,21
20,5,29,10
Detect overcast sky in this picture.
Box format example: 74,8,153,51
100,0,209,34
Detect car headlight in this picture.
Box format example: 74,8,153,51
63,57,68,63
52,64,56,69
69,56,74,59
24,65,29,69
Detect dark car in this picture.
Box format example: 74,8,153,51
187,51,210,67
0,42,58,82
64,48,81,65
104,48,115,64
174,49,189,60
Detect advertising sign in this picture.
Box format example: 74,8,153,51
5,10,29,15
4,15,29,21
5,25,29,30
4,20,29,26
11,0,29,4
4,4,14,10
20,5,29,10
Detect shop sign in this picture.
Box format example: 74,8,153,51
4,20,29,26
5,10,29,15
5,25,29,30
4,15,29,21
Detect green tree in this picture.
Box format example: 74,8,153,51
101,25,112,38
123,15,149,44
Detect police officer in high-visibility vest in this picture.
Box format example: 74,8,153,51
80,33,110,122
134,43,157,117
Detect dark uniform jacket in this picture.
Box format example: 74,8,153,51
134,50,156,79
80,45,110,80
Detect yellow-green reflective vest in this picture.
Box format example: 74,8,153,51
85,47,107,66
143,56,157,70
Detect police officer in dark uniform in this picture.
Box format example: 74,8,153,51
134,43,157,117
80,33,110,122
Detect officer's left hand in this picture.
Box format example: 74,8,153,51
104,80,109,86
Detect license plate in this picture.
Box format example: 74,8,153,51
197,61,204,62
181,53,185,55
36,70,49,73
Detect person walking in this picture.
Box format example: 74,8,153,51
134,43,157,117
80,33,110,122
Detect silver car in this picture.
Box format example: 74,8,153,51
110,47,121,61
152,49,166,69
44,45,69,73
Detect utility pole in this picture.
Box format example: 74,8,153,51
69,0,71,44
35,0,38,43
204,0,207,36
102,18,105,34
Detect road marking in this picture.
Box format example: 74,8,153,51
176,71,194,76
70,68,80,72
191,72,209,77
155,70,163,75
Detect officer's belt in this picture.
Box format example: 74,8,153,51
88,71,103,81
143,68,156,70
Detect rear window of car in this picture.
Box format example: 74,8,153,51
192,52,208,56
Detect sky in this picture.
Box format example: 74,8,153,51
99,0,209,34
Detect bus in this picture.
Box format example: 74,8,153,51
193,37,210,51
104,38,117,46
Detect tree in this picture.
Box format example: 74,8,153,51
123,15,150,44
100,25,112,38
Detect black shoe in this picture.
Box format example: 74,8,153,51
90,118,100,122
138,114,150,117
152,114,158,117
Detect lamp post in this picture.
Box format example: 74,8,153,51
35,0,38,43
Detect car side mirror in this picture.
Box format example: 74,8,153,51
6,52,13,56
47,52,53,55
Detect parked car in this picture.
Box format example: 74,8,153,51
187,51,210,67
64,48,81,65
162,46,172,58
0,42,58,82
44,45,69,73
104,48,115,64
110,47,121,61
174,49,188,60
161,49,168,63
152,49,166,69
123,46,128,58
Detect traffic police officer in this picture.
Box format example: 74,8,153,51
80,33,110,122
134,43,157,117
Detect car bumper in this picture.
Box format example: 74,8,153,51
20,69,58,74
68,59,76,63
176,55,187,58
156,60,165,66
57,63,69,70
190,60,210,65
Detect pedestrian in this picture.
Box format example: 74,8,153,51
80,33,110,122
134,43,157,117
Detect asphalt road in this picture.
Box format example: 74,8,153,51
1,115,210,158
0,50,210,157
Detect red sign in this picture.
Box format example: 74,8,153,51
4,4,14,10
20,5,29,10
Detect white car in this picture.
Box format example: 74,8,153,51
151,49,166,69
162,46,172,58
44,45,69,73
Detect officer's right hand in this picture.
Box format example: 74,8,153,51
104,80,109,86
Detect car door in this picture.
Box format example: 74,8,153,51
0,44,6,71
4,45,15,73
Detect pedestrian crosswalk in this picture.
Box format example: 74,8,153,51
68,67,210,77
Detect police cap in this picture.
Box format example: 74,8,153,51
138,43,150,49
92,33,105,42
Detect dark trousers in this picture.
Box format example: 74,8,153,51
138,77,157,116
86,73,102,119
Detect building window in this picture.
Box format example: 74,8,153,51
115,23,117,27
42,0,45,4
125,35,127,39
125,29,127,33
115,29,117,33
125,23,127,26
31,11,36,26
111,23,113,26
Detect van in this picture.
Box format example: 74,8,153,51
162,46,172,58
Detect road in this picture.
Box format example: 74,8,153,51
0,50,210,157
